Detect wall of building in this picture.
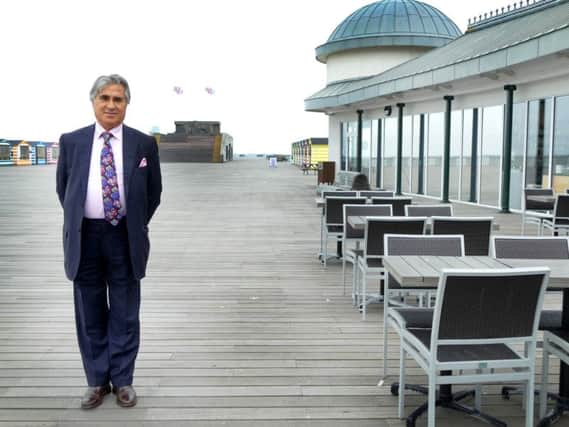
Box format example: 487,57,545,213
310,143,328,163
327,115,343,167
326,46,431,83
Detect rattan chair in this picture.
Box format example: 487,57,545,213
397,267,549,427
321,197,365,267
492,235,569,260
431,216,493,255
542,194,569,236
541,329,569,423
319,191,359,261
356,217,426,319
382,234,464,380
522,188,555,235
342,204,392,299
404,204,453,217
358,190,395,198
371,197,413,216
321,191,358,198
491,236,568,409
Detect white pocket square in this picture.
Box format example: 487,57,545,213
138,157,147,168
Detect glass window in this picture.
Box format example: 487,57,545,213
20,145,30,160
401,116,413,193
552,95,569,192
526,99,552,188
0,145,10,161
36,146,46,160
370,120,380,188
460,109,474,202
347,122,358,172
411,115,422,194
449,111,462,200
341,121,358,171
340,123,347,170
51,146,59,160
479,105,503,207
426,112,444,197
510,102,526,210
383,118,397,191
361,120,372,176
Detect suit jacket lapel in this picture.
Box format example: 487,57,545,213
79,125,95,205
122,125,138,202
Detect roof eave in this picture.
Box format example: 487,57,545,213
306,24,569,111
315,34,457,63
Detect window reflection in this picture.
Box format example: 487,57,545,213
383,118,397,190
401,116,412,193
552,95,569,192
338,95,566,210
361,120,372,176
526,99,551,188
461,109,474,202
341,122,347,170
449,111,462,200
427,112,444,197
0,145,10,161
480,106,503,206
510,103,526,210
341,121,359,171
411,115,422,194
20,145,30,160
370,120,380,188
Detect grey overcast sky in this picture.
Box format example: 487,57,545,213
1,0,514,153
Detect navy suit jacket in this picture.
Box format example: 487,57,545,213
56,124,162,281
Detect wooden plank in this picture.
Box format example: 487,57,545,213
382,256,425,286
403,256,439,286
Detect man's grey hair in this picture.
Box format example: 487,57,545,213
89,74,131,104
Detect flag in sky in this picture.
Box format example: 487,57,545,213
204,87,215,95
173,86,183,95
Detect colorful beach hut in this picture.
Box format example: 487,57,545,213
13,141,32,166
0,140,14,166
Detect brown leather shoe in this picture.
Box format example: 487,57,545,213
113,385,137,407
81,385,111,409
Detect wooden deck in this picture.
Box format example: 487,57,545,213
0,159,561,426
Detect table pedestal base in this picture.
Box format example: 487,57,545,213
391,382,506,427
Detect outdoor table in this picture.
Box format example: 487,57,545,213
382,255,569,423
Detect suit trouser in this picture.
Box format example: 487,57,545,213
73,218,140,387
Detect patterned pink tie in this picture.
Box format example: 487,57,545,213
100,132,123,226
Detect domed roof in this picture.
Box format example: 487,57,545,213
316,0,462,63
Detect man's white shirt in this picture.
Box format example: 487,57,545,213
84,122,127,219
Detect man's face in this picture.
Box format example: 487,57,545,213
92,84,128,130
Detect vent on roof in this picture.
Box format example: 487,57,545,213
467,0,559,32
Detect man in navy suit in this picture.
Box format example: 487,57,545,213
56,74,162,409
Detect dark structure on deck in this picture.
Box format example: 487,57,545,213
157,121,233,163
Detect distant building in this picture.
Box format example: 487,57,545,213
157,121,233,163
291,138,328,168
306,0,569,211
0,139,57,166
